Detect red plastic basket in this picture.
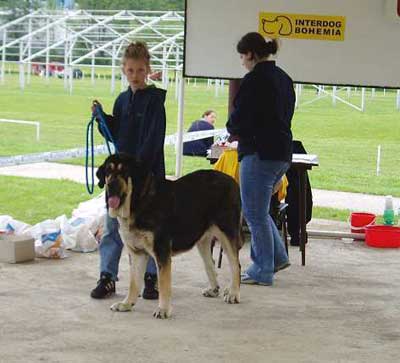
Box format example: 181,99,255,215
350,212,376,233
365,225,400,248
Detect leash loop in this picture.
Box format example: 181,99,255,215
85,103,119,194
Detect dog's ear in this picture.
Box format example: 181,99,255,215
96,163,106,189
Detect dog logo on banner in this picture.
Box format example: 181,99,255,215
261,16,292,36
259,12,346,41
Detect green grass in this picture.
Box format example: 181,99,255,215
0,175,99,225
0,174,365,225
62,145,212,176
294,88,400,196
1,74,399,195
312,207,351,222
0,69,400,223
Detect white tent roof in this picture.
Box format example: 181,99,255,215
0,9,184,71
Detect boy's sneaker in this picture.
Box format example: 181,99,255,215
142,273,159,300
90,272,115,299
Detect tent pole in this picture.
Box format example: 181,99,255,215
175,73,185,178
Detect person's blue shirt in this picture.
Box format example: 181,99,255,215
183,120,214,157
99,85,166,178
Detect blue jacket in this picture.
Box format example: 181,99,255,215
226,61,295,162
99,86,166,178
182,120,214,157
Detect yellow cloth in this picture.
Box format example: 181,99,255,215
277,175,289,201
214,149,288,201
213,149,240,184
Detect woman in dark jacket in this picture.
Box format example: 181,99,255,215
227,32,295,285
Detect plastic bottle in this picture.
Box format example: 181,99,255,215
398,206,400,226
383,195,395,225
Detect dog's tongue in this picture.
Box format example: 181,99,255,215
108,196,120,209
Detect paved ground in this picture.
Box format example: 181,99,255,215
1,221,399,363
1,164,400,362
0,162,398,215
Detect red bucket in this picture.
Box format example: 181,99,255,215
365,225,400,248
350,212,376,233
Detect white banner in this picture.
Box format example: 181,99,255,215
185,0,400,88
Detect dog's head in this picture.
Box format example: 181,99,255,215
96,153,148,218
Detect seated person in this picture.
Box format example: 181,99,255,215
183,110,216,156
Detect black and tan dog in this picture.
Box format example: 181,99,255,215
96,153,243,319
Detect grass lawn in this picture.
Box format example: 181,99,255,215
0,69,399,223
0,175,96,224
0,174,368,225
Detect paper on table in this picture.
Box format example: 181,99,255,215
292,154,319,165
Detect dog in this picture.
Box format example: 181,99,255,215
96,153,243,319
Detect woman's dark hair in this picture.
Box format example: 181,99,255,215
236,32,278,59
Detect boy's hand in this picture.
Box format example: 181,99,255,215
91,100,102,115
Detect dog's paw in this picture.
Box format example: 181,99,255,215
153,307,172,319
223,288,240,304
110,301,134,312
202,286,220,298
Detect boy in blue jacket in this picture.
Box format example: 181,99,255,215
90,41,166,300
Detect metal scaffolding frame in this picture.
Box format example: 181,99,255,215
0,9,184,91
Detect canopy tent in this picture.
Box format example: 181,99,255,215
0,9,184,90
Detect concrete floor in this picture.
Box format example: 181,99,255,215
0,220,399,363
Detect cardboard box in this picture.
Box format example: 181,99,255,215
0,234,35,263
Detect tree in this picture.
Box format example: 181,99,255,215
0,0,184,22
0,0,43,21
75,0,184,11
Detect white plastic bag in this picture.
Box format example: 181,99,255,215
28,219,67,259
0,215,31,235
64,217,98,253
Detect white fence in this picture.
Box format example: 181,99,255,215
0,118,40,141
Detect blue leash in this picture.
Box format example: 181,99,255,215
85,104,119,194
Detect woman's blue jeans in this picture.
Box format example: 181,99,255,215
99,214,157,281
240,154,290,284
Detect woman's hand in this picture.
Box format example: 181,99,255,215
227,134,240,142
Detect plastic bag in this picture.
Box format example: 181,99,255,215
0,215,31,235
28,219,67,259
64,217,98,253
36,230,67,259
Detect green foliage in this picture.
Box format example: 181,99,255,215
74,0,183,10
1,0,42,20
0,0,184,19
